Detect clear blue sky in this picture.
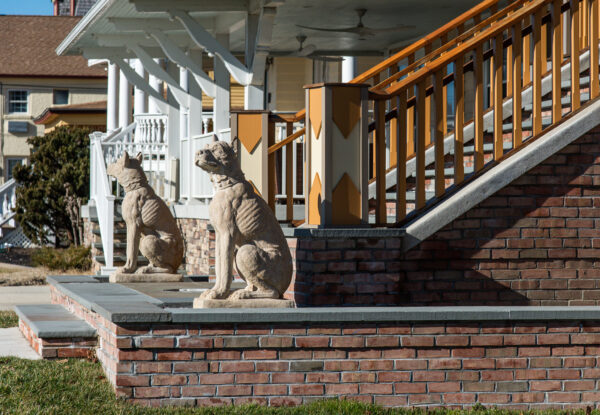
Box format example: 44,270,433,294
0,0,52,15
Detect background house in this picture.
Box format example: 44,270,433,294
0,15,106,182
52,0,98,17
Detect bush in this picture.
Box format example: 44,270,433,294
31,246,91,271
13,126,90,247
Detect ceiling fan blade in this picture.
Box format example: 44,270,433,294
296,24,360,33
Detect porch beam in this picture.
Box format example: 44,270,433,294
169,9,251,85
83,46,166,60
148,29,217,98
127,43,201,109
248,6,276,86
109,17,214,32
132,0,249,13
110,56,170,113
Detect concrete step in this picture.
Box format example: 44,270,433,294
15,304,96,339
522,92,590,112
93,242,127,250
92,228,126,236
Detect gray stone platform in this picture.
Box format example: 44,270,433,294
14,304,96,338
47,275,600,325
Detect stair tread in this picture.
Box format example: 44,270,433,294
14,304,96,338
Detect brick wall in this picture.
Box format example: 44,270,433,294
400,126,600,306
50,284,600,409
285,237,404,306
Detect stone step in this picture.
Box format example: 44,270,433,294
92,228,126,236
15,304,97,359
93,242,127,250
14,304,96,339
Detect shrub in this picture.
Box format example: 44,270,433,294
31,246,91,271
13,126,90,247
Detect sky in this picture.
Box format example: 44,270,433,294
0,0,52,15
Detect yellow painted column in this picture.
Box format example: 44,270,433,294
304,83,369,227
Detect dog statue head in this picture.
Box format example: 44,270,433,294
107,151,147,191
195,136,243,181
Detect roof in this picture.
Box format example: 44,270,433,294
0,16,106,78
33,100,107,124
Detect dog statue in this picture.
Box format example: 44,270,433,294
107,152,184,276
195,136,293,301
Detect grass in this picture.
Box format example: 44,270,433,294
0,357,597,415
0,311,18,328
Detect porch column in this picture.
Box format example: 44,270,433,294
133,59,147,115
148,59,162,114
119,60,132,129
107,63,119,131
341,56,357,83
213,33,231,135
188,49,204,137
231,110,273,208
179,65,189,140
304,83,369,227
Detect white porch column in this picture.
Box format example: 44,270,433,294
148,59,162,114
179,65,189,140
107,63,119,131
119,60,132,129
342,56,357,83
245,84,264,110
214,33,231,134
133,59,147,115
188,49,204,137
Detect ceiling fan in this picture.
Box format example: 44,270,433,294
297,8,416,40
285,35,343,62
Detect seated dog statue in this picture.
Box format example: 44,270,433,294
195,136,293,300
107,152,184,275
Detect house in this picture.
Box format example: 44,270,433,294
0,15,106,182
33,100,107,133
50,0,600,409
52,0,98,16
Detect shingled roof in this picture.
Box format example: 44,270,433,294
0,16,106,78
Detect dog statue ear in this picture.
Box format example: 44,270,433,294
231,136,240,157
123,151,130,163
212,134,219,142
136,152,143,163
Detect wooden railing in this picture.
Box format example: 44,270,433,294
264,0,522,221
368,0,599,224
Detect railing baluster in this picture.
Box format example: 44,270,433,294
374,99,387,224
533,8,543,135
524,20,532,84
407,86,415,158
285,121,294,222
416,80,427,209
454,55,465,185
542,5,549,73
552,0,563,123
474,43,485,171
513,23,523,149
494,33,504,161
582,0,589,49
396,90,407,222
571,0,581,111
507,39,513,95
434,70,445,197
591,0,600,98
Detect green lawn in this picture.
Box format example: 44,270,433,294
0,311,18,328
0,357,595,415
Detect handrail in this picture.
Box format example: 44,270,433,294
290,0,512,131
351,0,506,85
372,0,531,91
268,127,305,155
104,121,137,143
91,137,115,271
383,0,549,98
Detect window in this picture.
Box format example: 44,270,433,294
53,89,69,105
6,158,24,181
8,90,28,113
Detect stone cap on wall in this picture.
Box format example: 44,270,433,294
48,275,600,324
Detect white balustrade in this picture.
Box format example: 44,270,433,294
0,179,18,229
180,132,216,202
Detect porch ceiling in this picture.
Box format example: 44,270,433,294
58,0,484,58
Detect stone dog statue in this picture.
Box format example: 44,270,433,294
194,137,293,301
107,152,184,275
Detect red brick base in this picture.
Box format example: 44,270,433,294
50,283,600,409
19,319,97,359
